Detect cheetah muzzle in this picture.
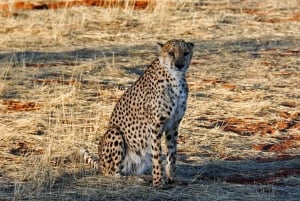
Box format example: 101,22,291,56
81,39,194,187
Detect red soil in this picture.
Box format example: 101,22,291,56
253,140,296,153
242,7,300,23
221,83,237,90
0,0,155,16
199,112,300,153
31,79,77,85
194,79,237,90
225,168,300,185
2,100,42,112
10,141,44,156
203,112,299,136
259,12,300,23
256,154,299,162
24,62,79,68
242,8,271,16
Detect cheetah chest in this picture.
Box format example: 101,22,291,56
164,81,188,131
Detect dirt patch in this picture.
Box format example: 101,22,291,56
256,154,300,162
23,61,79,68
31,78,77,85
224,168,300,185
10,141,44,156
253,140,296,153
0,0,155,16
198,112,299,154
198,112,300,136
189,79,238,91
2,100,42,112
257,12,300,23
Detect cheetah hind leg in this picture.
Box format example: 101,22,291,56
98,128,126,177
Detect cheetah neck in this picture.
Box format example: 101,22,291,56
158,58,186,81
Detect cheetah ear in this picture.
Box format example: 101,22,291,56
157,42,164,50
187,42,194,49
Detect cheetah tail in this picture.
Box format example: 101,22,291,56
79,148,99,169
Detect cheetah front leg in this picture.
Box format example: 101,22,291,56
165,126,179,184
151,129,163,187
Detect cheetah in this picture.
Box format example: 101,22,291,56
81,39,194,187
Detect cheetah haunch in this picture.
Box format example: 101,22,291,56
81,39,194,187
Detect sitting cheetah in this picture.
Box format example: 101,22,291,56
81,39,194,187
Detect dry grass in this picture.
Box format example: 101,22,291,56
0,0,299,200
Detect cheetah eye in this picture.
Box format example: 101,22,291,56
184,52,189,56
168,51,175,57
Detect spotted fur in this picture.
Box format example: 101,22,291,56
81,39,194,187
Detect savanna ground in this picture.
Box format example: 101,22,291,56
0,0,299,200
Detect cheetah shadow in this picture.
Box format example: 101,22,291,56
3,153,298,200
53,154,300,188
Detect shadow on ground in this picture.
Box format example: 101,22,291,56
0,37,298,66
1,155,299,201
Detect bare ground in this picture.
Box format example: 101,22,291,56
0,0,299,200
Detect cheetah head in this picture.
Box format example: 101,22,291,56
158,39,194,73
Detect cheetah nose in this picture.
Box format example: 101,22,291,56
175,63,185,69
